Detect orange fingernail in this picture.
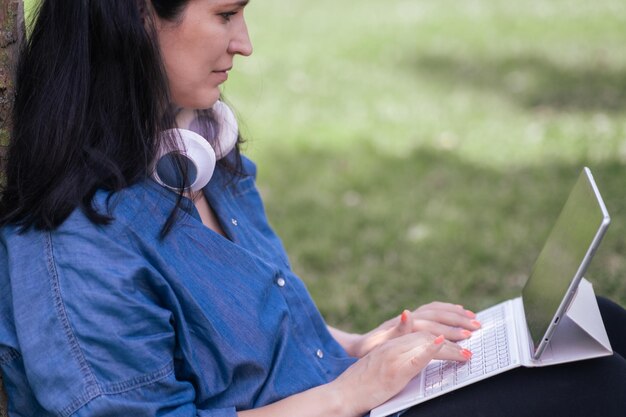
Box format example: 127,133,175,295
434,335,445,345
461,330,472,338
471,320,481,328
461,349,473,359
400,310,410,324
465,310,476,319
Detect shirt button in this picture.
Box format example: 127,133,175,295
231,218,238,226
316,349,324,359
276,277,286,287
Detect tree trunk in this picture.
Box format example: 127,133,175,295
1,0,23,184
0,1,22,412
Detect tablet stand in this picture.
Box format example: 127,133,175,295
527,278,612,366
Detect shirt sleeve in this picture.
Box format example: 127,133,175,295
2,223,236,416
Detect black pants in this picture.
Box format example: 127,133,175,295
403,297,626,417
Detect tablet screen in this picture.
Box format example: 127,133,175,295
521,168,609,355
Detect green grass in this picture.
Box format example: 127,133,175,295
225,0,626,332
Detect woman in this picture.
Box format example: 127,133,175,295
0,1,625,416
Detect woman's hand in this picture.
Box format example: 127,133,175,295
331,302,481,358
239,331,470,417
331,332,470,417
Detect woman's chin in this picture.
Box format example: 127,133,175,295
172,89,221,110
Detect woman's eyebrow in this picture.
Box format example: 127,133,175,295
224,0,250,7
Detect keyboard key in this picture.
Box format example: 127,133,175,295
423,303,511,397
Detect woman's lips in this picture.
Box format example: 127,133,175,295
213,70,229,83
213,67,232,83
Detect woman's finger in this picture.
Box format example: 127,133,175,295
411,319,476,341
398,309,414,332
413,310,482,332
434,339,473,362
394,333,471,363
398,334,446,371
385,311,425,343
385,309,415,338
417,301,477,319
354,310,416,356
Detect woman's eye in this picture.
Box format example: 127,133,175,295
219,12,237,22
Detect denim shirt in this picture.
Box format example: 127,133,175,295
0,156,356,416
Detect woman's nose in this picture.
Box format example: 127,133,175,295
229,21,253,57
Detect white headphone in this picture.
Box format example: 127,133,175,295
151,100,238,192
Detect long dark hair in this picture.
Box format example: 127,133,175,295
0,0,243,235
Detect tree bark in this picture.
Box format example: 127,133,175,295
1,0,23,184
0,2,22,412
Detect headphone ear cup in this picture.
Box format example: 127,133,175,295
152,129,217,192
152,101,238,192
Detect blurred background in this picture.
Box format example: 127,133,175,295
225,0,626,332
